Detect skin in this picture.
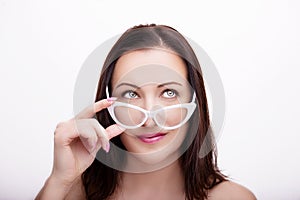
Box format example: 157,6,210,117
111,49,189,198
35,98,125,199
36,49,256,200
111,49,192,170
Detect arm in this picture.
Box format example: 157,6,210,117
35,98,124,200
35,176,73,200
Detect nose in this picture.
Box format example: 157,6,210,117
142,116,156,127
141,96,158,128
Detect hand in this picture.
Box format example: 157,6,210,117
50,98,124,186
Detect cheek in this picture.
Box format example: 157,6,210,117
119,124,189,154
120,133,132,151
158,108,188,127
120,132,144,153
115,107,146,126
169,123,189,144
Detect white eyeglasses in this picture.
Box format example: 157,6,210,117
106,86,197,130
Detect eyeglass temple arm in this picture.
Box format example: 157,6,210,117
192,92,196,102
106,86,110,98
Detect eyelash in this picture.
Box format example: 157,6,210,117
161,89,178,99
121,89,179,99
122,90,138,99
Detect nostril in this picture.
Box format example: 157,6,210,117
142,105,164,128
142,117,156,127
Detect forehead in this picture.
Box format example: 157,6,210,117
112,49,188,88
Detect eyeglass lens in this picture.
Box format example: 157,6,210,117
113,105,188,128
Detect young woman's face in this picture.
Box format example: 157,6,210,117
111,49,193,162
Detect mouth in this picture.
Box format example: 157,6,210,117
137,133,167,144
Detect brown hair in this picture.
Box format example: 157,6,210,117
82,24,226,200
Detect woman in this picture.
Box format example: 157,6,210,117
36,24,256,200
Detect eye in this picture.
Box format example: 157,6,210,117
123,90,139,99
162,89,177,98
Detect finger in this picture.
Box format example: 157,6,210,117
90,124,125,153
87,119,110,152
80,132,98,153
76,120,110,153
88,139,103,156
54,120,80,147
106,124,126,139
75,120,99,153
75,98,116,119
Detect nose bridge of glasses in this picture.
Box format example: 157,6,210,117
139,105,165,127
147,110,156,118
141,109,158,128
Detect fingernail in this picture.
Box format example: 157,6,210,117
107,97,117,102
104,142,110,153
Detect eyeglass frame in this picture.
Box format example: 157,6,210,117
106,86,197,130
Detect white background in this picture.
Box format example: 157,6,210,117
1,0,300,199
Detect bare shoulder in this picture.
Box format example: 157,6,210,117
65,176,86,200
207,181,257,200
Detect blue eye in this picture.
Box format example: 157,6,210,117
162,89,177,98
123,90,139,99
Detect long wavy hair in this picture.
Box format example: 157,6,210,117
82,24,226,200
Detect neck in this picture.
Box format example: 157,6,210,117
120,160,185,197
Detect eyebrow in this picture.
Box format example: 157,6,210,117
157,81,183,87
116,83,141,89
116,81,182,89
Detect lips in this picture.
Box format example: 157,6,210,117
138,133,167,144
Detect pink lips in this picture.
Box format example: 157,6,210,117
138,133,167,144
